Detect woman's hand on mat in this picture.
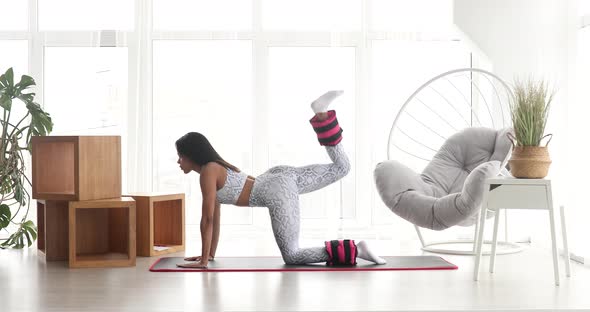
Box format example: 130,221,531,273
183,255,214,262
176,262,208,269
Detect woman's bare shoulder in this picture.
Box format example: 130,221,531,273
200,162,227,186
201,162,225,175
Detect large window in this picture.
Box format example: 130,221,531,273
9,0,472,237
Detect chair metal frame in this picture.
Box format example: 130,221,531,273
387,68,522,256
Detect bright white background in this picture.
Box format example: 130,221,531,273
0,0,588,258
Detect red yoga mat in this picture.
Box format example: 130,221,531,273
149,256,458,272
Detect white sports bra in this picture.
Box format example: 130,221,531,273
216,168,248,205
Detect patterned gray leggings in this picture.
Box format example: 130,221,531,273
248,144,350,264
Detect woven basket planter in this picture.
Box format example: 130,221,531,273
507,134,552,179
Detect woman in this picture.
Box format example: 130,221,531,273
176,91,385,268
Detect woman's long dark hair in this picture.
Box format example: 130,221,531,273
175,132,240,172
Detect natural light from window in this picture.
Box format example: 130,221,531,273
261,0,361,31
38,0,134,30
153,0,252,31
0,1,28,31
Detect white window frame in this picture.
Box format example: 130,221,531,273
6,0,469,235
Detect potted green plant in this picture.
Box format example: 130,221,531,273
507,77,554,178
1,67,53,248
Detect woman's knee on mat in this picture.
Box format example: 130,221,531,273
280,249,304,265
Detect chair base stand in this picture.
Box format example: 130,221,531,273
421,240,523,256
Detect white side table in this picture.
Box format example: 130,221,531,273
473,177,571,285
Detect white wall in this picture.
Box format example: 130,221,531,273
454,0,582,252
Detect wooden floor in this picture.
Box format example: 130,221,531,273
2,231,589,312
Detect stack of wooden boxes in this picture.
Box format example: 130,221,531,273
33,136,135,268
33,136,186,268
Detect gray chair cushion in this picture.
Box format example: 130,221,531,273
374,127,512,230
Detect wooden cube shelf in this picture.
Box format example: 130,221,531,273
36,200,69,261
125,193,185,257
32,136,122,201
68,197,136,268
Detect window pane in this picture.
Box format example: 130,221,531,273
0,40,28,77
44,47,127,135
370,0,453,32
153,40,253,225
153,0,252,31
39,0,134,31
369,41,471,229
262,0,361,31
268,47,356,219
0,0,28,31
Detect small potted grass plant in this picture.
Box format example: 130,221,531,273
507,78,554,178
